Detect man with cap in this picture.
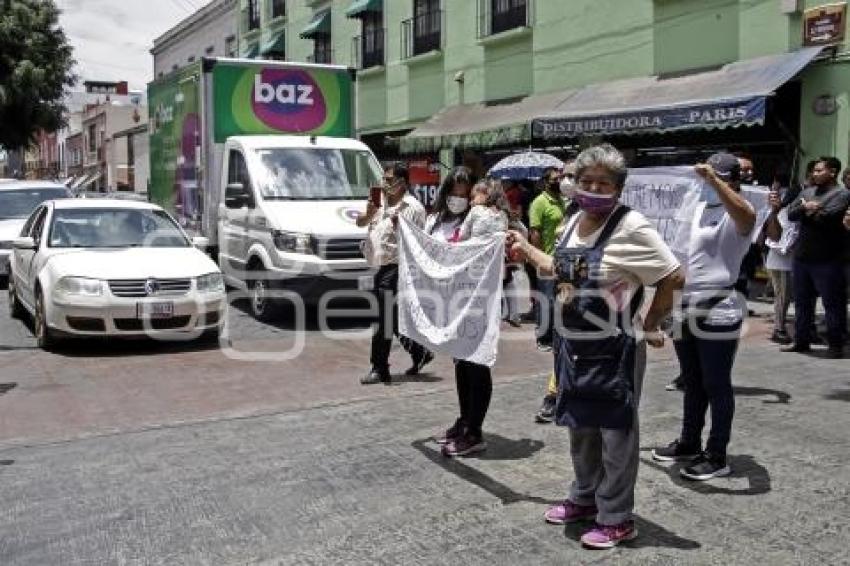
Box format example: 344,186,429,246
652,153,756,481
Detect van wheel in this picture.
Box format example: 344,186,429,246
248,267,279,322
8,278,24,320
34,290,58,351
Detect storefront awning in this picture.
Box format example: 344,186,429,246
400,47,823,154
300,10,331,38
534,46,823,140
260,30,286,56
345,0,382,18
241,42,259,58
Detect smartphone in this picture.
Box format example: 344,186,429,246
369,186,382,207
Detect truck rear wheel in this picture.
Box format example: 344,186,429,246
248,266,280,322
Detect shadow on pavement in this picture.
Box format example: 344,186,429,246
640,453,771,496
562,515,701,550
229,298,373,332
0,459,14,466
733,385,791,404
0,382,17,395
824,387,850,402
386,372,444,385
412,437,552,506
49,336,223,358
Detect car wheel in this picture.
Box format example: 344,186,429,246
34,289,58,351
8,278,24,320
249,267,279,322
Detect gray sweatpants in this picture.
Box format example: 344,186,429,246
567,342,646,526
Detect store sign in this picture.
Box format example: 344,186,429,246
407,159,442,210
804,3,847,46
533,98,766,139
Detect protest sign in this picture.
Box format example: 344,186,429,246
397,218,505,367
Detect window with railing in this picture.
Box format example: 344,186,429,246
311,36,333,64
270,0,286,19
353,13,384,69
244,0,261,31
402,0,442,58
478,0,530,37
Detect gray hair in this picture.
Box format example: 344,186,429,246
574,144,628,188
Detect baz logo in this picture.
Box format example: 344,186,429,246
254,74,314,106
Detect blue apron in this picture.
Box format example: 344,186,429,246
552,206,642,430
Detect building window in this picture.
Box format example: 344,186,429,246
271,0,286,19
313,35,332,64
188,55,196,63
353,12,384,69
479,0,529,37
205,45,215,55
245,0,261,31
225,36,237,57
403,0,442,58
88,125,96,153
172,64,179,72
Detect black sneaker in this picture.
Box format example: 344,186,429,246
360,368,390,385
405,351,435,375
665,375,684,391
680,453,731,481
651,440,701,462
770,330,792,345
535,395,556,423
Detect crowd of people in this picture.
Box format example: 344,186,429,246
355,146,850,550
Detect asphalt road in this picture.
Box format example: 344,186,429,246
0,287,848,565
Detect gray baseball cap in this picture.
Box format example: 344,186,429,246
706,152,741,181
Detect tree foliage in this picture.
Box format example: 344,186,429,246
0,0,75,150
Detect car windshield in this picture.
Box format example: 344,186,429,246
48,208,189,248
255,148,381,200
0,188,70,219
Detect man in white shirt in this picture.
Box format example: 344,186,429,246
357,163,432,384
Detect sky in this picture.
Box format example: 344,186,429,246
55,0,210,92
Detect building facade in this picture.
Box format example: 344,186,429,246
233,0,850,182
151,0,239,80
112,125,150,194
80,101,148,192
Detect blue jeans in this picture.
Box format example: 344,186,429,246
674,318,741,457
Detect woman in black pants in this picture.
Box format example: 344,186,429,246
423,167,497,457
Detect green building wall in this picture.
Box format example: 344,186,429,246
237,0,850,170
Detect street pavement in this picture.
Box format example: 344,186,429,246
0,289,848,565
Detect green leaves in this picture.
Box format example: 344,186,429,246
0,0,76,150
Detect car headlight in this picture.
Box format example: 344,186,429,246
196,272,224,293
55,277,104,297
272,230,314,254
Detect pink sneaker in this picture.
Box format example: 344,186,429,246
543,500,597,525
580,521,638,549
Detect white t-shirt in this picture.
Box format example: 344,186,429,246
683,203,754,324
558,208,680,319
365,194,427,266
765,207,799,272
424,214,464,243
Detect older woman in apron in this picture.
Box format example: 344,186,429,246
508,144,684,549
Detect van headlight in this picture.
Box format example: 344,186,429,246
196,272,224,293
272,230,314,255
55,277,104,297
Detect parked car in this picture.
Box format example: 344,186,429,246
7,199,226,349
0,181,73,282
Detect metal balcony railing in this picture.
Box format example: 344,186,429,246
402,9,443,59
478,0,531,38
242,1,261,33
352,28,385,69
307,48,333,65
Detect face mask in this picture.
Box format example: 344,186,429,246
560,178,575,198
446,196,469,215
573,188,618,215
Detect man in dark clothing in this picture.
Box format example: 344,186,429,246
782,157,850,358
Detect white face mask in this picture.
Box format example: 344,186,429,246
446,196,469,215
560,178,575,198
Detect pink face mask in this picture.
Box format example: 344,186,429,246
573,188,619,215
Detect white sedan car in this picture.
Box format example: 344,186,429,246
7,199,226,349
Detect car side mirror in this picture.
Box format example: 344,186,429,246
192,236,210,249
12,236,36,250
225,182,253,209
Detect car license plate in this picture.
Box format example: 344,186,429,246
137,301,174,319
358,276,374,291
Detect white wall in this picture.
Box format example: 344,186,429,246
133,131,150,194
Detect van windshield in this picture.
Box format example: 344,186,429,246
255,148,381,200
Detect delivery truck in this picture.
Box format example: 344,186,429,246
148,58,380,320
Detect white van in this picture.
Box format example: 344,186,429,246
217,135,379,320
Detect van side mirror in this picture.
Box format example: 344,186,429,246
13,236,36,250
225,182,253,209
192,236,210,249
